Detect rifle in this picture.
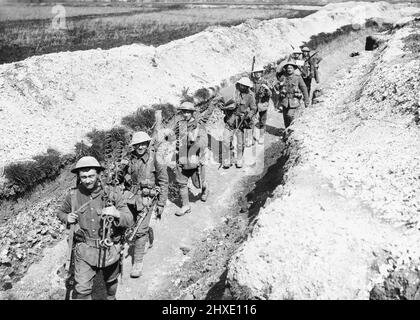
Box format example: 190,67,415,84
304,51,318,63
197,163,203,190
124,192,160,243
64,199,93,300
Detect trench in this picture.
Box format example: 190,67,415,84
153,24,395,301
0,20,394,300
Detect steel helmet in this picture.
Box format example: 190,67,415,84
71,156,104,174
178,101,195,111
301,46,310,52
280,59,298,70
292,48,302,54
236,77,253,88
251,65,264,73
130,131,152,146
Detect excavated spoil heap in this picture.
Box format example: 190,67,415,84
227,19,420,300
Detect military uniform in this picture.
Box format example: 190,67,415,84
252,78,272,143
171,115,209,211
118,145,168,267
56,182,133,300
300,55,320,97
274,73,309,128
222,86,257,167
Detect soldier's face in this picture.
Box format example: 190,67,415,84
182,110,193,121
303,51,309,58
253,71,263,80
292,53,301,60
79,168,99,191
238,84,249,93
286,65,295,75
133,142,149,156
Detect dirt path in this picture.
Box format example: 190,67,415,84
116,106,284,299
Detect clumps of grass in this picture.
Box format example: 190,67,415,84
122,103,177,131
303,20,394,50
75,126,130,162
303,24,356,49
194,88,211,103
2,149,64,199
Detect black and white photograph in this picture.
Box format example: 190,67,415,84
0,0,419,306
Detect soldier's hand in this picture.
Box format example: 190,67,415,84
74,229,86,242
67,212,78,224
101,206,121,219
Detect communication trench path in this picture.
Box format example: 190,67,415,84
115,28,376,299
116,108,285,300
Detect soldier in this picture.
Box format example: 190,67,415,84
301,46,320,98
250,65,272,145
221,77,257,169
56,156,134,300
273,59,309,129
290,48,302,61
118,131,168,278
169,101,209,217
289,49,304,76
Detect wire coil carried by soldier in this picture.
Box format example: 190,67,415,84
57,156,134,300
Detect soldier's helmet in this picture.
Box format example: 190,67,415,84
71,156,104,174
236,77,253,88
251,65,265,74
292,48,302,54
280,59,298,70
130,131,152,146
178,101,196,111
301,47,310,52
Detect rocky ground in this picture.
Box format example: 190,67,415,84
227,19,420,300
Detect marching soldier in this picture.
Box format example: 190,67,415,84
56,156,134,300
274,59,309,129
220,77,257,169
169,101,209,217
117,131,168,278
250,65,272,145
301,46,320,97
290,48,303,61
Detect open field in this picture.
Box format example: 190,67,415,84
0,5,158,21
0,5,316,64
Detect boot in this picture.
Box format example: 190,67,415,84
258,128,265,144
201,186,209,202
175,205,191,217
236,158,243,168
105,280,118,300
130,261,143,278
223,158,231,169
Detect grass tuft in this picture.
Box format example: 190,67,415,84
3,148,64,199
